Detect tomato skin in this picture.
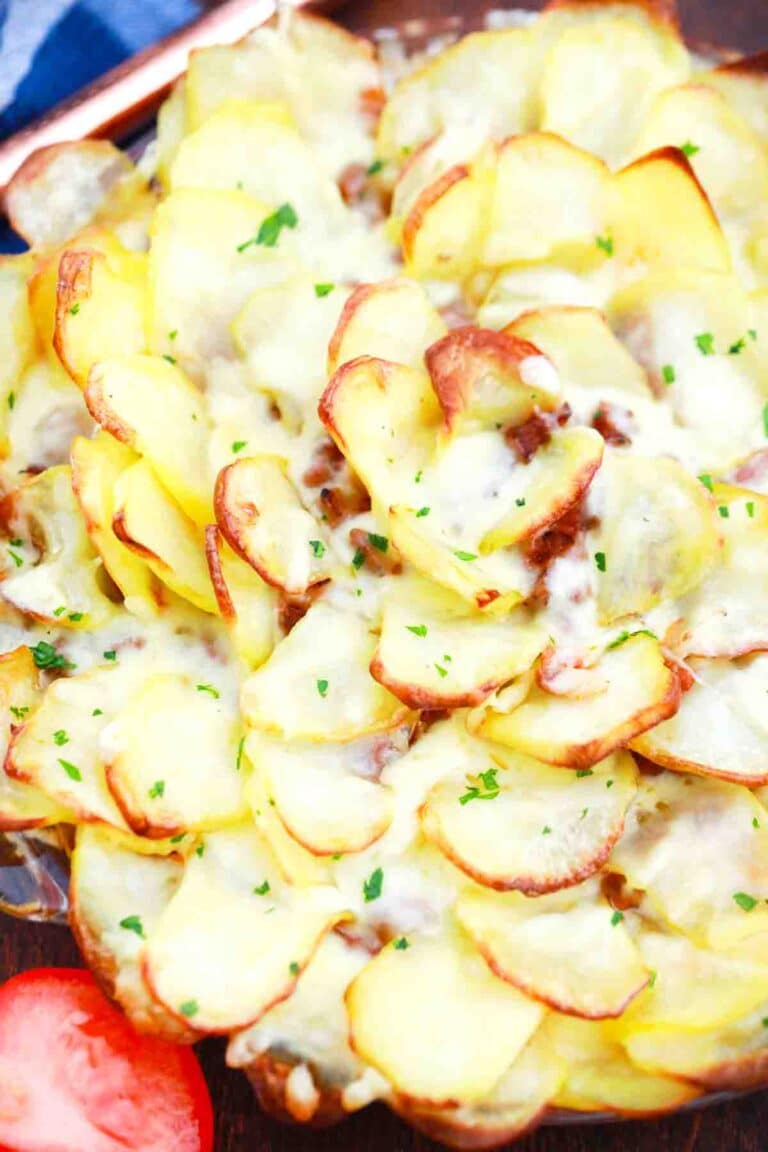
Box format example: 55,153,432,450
0,968,213,1152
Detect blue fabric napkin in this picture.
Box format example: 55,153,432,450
0,0,205,249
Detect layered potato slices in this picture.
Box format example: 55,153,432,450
3,1,768,1146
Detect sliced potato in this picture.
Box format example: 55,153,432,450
215,456,333,596
204,526,279,668
457,879,648,1019
105,672,246,838
70,433,160,613
403,162,494,282
424,326,562,435
700,54,768,144
69,824,190,1039
484,134,609,268
479,634,679,769
631,654,768,786
241,600,409,742
112,459,217,614
248,765,330,888
346,927,543,1105
611,773,768,947
327,278,446,376
0,465,114,629
424,746,636,893
245,728,403,856
86,355,211,526
143,824,346,1033
371,576,545,710
54,245,147,389
593,453,721,623
0,254,36,455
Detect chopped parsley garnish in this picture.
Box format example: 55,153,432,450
729,337,747,356
317,678,329,698
698,473,713,491
7,392,14,410
515,497,526,507
454,550,477,562
414,470,423,484
53,730,68,747
576,769,593,778
363,867,383,902
406,624,427,637
103,650,117,662
92,708,103,717
662,364,676,385
607,628,657,650
231,440,247,453
314,282,335,298
254,880,271,896
367,159,385,176
733,892,758,912
236,736,245,772
542,825,552,836
416,506,430,517
162,354,177,365
763,402,768,438
750,329,759,342
610,910,624,926
747,501,756,518
196,683,220,699
289,962,300,976
179,1000,199,1018
434,663,448,678
69,302,81,316
309,539,326,558
29,642,74,672
169,330,178,341
59,759,81,782
718,505,730,519
460,767,500,805
237,202,298,251
119,915,145,938
149,780,165,799
367,533,388,553
393,936,409,950
580,807,589,820
649,969,658,988
594,551,607,572
68,612,83,623
606,779,614,789
681,141,700,158
9,540,22,548
9,706,28,720
352,547,366,571
596,234,614,257
196,842,205,858
754,817,761,829
170,833,186,844
7,548,22,568
695,332,715,357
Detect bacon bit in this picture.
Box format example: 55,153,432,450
504,403,572,464
525,500,583,568
591,402,635,446
334,921,384,955
319,482,370,529
359,86,387,130
411,711,450,741
601,872,644,912
348,528,402,576
632,752,666,777
277,589,322,635
338,163,389,222
303,438,346,488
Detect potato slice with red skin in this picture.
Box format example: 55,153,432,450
484,134,610,269
143,824,346,1034
327,278,446,376
85,355,211,527
319,356,442,508
402,163,494,282
241,600,411,742
112,459,217,615
610,147,731,273
371,576,546,710
204,526,279,669
457,879,649,1019
424,326,561,435
611,773,768,948
423,745,636,894
346,928,543,1107
55,246,147,389
71,432,161,613
215,456,333,596
480,634,679,769
631,654,768,787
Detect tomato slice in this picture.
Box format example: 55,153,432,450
0,968,213,1152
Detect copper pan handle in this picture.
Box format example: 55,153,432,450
0,0,331,204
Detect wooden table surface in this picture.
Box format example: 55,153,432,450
4,1,768,1150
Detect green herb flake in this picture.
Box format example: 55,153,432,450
610,910,624,926
415,506,430,518
606,779,614,789
763,402,768,438
681,140,700,158
170,834,186,844
29,642,74,672
747,501,756,518
649,969,658,988
231,440,247,453
454,550,477,562
698,473,713,492
754,817,761,830
9,706,28,721
393,936,409,950
695,332,716,357
317,678,329,698
750,329,759,342
236,735,245,772
594,551,607,573
607,628,657,651
363,867,384,903
515,497,526,507
254,880,271,896
196,683,220,699
435,663,448,678
460,767,500,806
596,234,614,257
414,470,423,484
68,612,84,623
179,1000,199,1018
7,392,14,411
69,302,81,316
149,779,165,799
729,338,747,356
718,505,730,519
53,729,68,747
367,159,385,176
59,759,81,782
119,915,145,938
368,533,389,553
662,364,676,385
289,962,300,976
196,842,205,858
309,539,326,558
314,282,335,298
733,891,758,912
162,354,177,365
576,769,593,778
103,650,117,662
542,825,552,836
406,624,427,638
580,807,589,820
169,330,178,341
52,606,66,618
92,708,103,717
352,547,366,571
7,549,22,568
237,202,298,251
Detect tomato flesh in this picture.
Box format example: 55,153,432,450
0,968,213,1152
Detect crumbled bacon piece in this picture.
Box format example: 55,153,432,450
334,921,384,955
504,403,572,464
348,527,402,576
277,589,322,635
524,501,583,569
601,872,644,912
303,439,371,527
591,402,634,446
303,439,346,487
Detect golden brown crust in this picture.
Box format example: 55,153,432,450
369,654,499,711
393,1096,548,1150
203,524,236,620
402,165,472,266
543,0,680,31
242,1052,348,1128
715,51,768,77
53,249,95,383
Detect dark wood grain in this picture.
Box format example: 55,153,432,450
3,2,768,1149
